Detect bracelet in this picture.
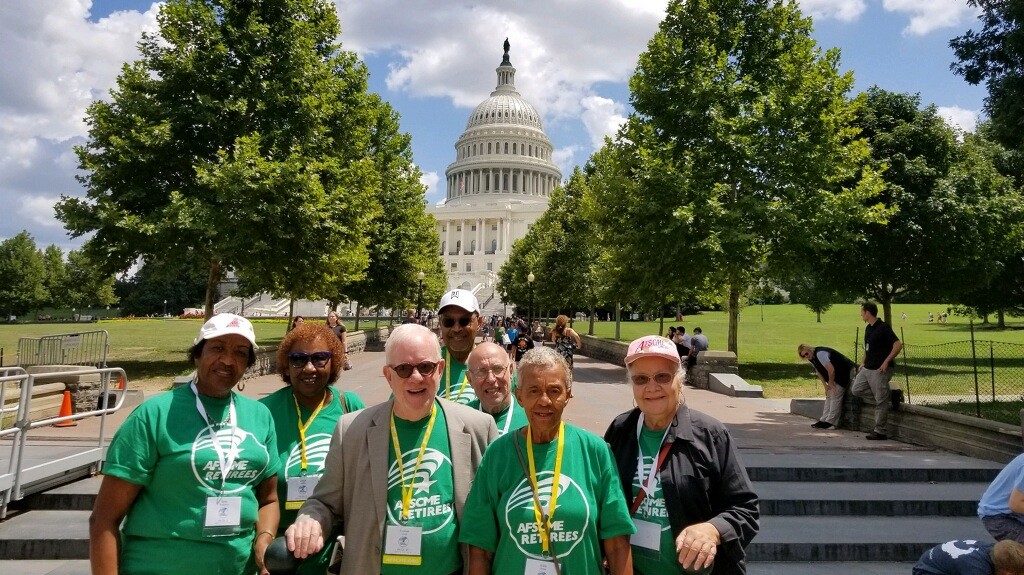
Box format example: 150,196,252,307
254,530,274,545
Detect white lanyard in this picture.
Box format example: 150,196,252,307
480,400,515,435
635,414,671,498
191,382,238,493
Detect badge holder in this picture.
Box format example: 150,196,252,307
203,496,242,537
285,474,320,510
381,524,423,566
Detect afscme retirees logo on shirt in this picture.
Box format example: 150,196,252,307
504,472,590,560
386,448,455,533
284,433,332,478
190,425,270,494
632,455,671,530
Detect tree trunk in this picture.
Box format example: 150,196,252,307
881,297,893,326
615,302,621,341
982,314,989,325
354,302,361,331
288,298,295,331
658,298,665,336
816,310,821,323
998,309,1006,328
204,259,221,321
728,282,739,354
588,304,595,336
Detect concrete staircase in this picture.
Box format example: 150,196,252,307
0,451,1004,574
744,449,1000,574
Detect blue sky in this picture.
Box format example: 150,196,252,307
1,0,985,251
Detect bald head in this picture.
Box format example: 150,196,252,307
467,342,514,414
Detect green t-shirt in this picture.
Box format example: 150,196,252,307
460,424,636,574
103,384,281,575
383,402,460,575
259,386,365,575
438,345,479,408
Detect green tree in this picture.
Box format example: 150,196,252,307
57,0,380,319
601,0,879,353
40,244,69,309
64,250,118,309
784,274,838,323
115,257,209,316
827,89,1024,322
951,0,1024,149
0,232,47,317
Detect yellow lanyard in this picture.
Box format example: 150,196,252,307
443,348,469,402
526,422,564,556
389,404,438,521
292,390,329,473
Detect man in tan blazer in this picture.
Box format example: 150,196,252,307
286,323,498,575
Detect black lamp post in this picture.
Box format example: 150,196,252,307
416,271,425,323
527,272,535,329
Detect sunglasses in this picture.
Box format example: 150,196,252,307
288,351,332,368
631,372,674,386
441,316,473,328
469,364,510,379
389,361,439,378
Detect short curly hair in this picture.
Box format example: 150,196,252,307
276,323,345,385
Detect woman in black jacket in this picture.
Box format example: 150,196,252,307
604,335,759,575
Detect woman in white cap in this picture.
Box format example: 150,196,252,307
603,336,759,575
89,313,282,575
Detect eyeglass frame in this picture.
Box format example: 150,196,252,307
468,363,511,379
288,351,332,369
388,361,441,379
440,316,473,328
630,372,675,386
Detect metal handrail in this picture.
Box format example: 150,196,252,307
0,372,30,519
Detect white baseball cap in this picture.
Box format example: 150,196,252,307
194,313,257,348
438,289,479,314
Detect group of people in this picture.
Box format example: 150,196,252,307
89,288,760,575
798,302,902,441
666,326,709,369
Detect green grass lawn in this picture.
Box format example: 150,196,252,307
2,303,1023,400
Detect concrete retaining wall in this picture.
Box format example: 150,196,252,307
792,395,1023,463
688,351,738,390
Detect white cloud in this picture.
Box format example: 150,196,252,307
580,96,628,149
882,0,980,36
420,170,441,202
937,106,979,134
798,0,867,22
0,1,160,247
552,146,581,179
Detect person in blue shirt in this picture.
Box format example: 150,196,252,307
914,539,1024,575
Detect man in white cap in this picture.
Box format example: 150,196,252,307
435,288,482,407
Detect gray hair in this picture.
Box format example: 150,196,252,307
518,346,572,390
385,323,441,364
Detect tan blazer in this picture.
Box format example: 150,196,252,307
297,397,498,575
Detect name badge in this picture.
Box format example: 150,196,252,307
524,557,557,575
382,525,422,565
285,475,321,510
630,518,662,551
203,496,242,537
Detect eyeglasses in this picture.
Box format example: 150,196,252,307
288,351,332,368
389,361,439,378
630,372,674,386
469,364,509,379
441,316,472,328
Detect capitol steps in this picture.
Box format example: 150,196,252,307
742,448,1000,572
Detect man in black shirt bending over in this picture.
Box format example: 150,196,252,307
852,302,902,440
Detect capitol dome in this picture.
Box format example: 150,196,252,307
442,39,561,205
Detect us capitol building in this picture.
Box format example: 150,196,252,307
427,39,562,307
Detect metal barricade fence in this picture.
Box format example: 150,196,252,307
898,337,1024,423
16,330,109,368
0,367,127,519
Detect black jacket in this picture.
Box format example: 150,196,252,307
604,404,759,575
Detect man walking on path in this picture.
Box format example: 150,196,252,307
852,302,902,440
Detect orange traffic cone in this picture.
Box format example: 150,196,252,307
54,391,77,427
117,375,126,390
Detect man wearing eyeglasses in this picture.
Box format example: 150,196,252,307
435,289,483,408
466,342,529,436
285,323,498,575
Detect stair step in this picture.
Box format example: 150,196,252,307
749,516,993,562
0,511,89,559
748,562,915,575
24,476,101,511
742,451,1002,483
0,560,89,575
755,481,985,516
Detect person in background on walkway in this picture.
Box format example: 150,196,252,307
292,315,305,331
797,343,856,430
89,314,281,575
605,335,759,575
285,323,498,574
551,314,583,370
260,323,365,574
512,328,535,363
435,289,483,407
402,309,418,324
326,311,350,370
504,321,519,360
852,301,902,441
461,346,636,575
914,539,1024,575
467,342,528,436
978,452,1024,543
687,327,709,369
